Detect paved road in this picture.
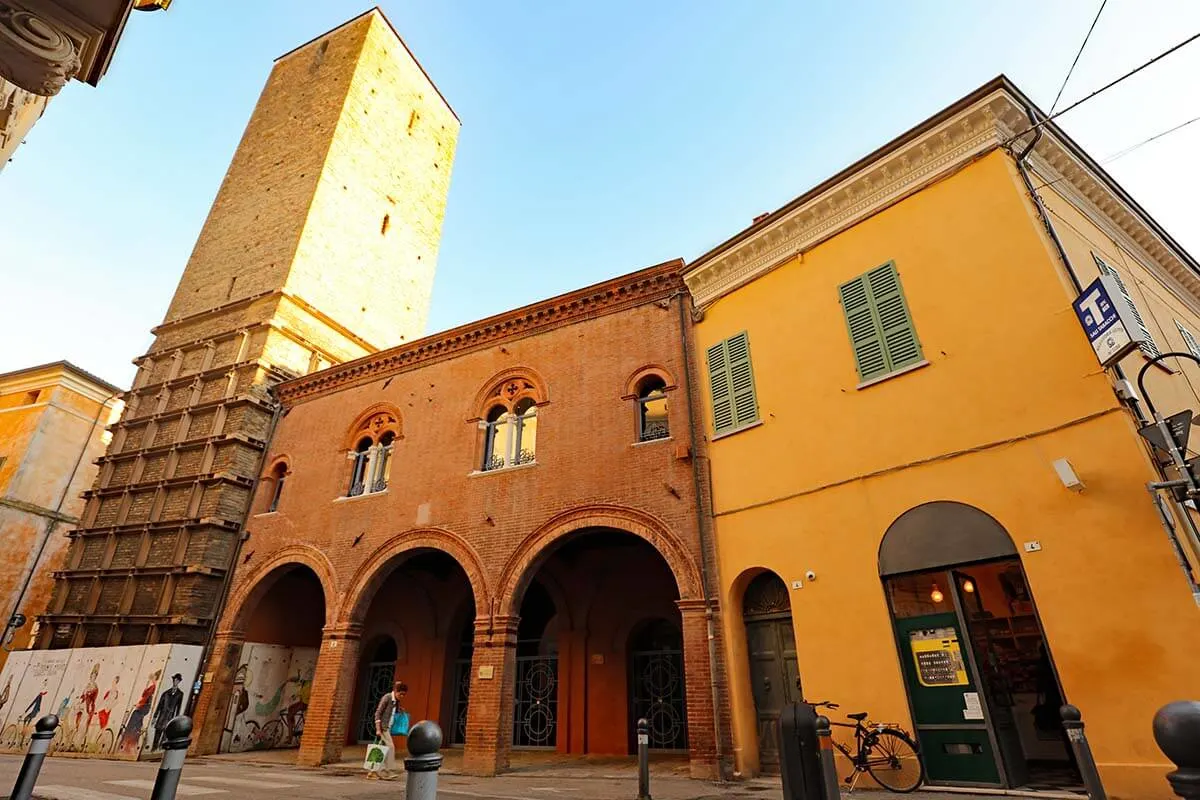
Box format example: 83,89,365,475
0,753,1011,800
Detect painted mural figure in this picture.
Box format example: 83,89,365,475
283,670,311,743
97,675,120,731
76,664,100,743
120,670,160,754
152,673,184,750
22,690,46,726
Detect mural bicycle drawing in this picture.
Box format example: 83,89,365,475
225,660,311,751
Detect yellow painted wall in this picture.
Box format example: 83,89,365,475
695,150,1200,798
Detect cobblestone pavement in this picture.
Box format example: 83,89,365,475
1,751,1045,800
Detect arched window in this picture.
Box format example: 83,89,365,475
348,437,372,497
636,376,669,442
482,398,537,471
343,407,401,498
267,462,287,513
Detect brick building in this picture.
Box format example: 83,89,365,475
188,260,730,777
38,8,458,649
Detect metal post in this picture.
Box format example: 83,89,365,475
1153,700,1200,799
1060,705,1107,800
815,716,841,799
150,716,192,800
637,717,651,800
404,720,443,800
9,715,58,800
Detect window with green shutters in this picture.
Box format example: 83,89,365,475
838,261,924,382
1176,320,1200,359
706,331,759,435
1094,253,1161,358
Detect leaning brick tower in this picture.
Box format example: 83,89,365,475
37,8,458,648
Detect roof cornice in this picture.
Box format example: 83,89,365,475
684,81,1200,311
277,260,685,405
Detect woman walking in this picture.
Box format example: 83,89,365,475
372,682,409,781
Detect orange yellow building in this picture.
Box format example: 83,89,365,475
0,362,122,668
685,77,1200,799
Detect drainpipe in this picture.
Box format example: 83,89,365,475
675,290,728,778
3,388,118,650
186,395,284,716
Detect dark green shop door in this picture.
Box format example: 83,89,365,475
894,613,1000,785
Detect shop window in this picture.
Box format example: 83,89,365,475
636,376,669,442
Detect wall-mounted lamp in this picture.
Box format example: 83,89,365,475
962,579,975,594
930,583,944,604
1053,458,1085,492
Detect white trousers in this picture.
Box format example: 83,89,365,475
379,730,397,772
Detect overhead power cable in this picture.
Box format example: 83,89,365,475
1050,0,1108,114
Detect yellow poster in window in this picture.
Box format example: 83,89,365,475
909,627,968,687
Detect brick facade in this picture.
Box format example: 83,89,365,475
37,9,458,648
189,262,731,777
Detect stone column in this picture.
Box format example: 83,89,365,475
678,599,720,779
190,628,245,756
297,622,362,767
462,615,518,776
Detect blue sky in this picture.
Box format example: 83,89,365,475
3,1,1198,387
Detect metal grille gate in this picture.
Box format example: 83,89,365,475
513,651,557,748
630,648,688,750
450,657,471,745
357,662,396,742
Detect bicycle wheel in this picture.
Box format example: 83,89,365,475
1,724,19,749
865,728,924,793
259,719,284,749
98,728,116,754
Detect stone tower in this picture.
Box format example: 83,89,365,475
37,8,458,648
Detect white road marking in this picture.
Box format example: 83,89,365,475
36,787,141,800
187,777,299,789
106,779,227,796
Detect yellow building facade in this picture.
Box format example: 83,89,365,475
685,78,1200,799
0,362,121,668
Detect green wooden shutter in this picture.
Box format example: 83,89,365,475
868,262,923,371
1094,253,1161,358
726,332,759,428
839,275,888,381
706,340,735,434
1177,321,1200,359
839,262,921,381
706,332,759,435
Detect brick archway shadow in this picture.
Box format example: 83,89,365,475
223,544,338,632
337,527,492,625
495,504,703,617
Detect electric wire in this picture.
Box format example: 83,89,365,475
1050,0,1108,114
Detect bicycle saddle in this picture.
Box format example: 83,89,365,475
847,712,869,721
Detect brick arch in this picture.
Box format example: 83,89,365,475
337,527,491,625
262,454,292,478
224,544,338,632
621,363,677,399
342,402,403,449
496,504,703,617
468,365,549,421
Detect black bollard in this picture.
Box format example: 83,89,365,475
1060,705,1107,800
150,716,192,800
815,716,840,799
404,720,443,800
1153,700,1200,799
10,715,59,800
637,717,651,800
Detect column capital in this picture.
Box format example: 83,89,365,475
0,3,81,96
214,628,246,642
473,615,519,646
676,598,715,614
322,622,363,641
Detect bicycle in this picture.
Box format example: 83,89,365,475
807,700,924,793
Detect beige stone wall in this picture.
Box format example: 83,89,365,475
0,79,48,173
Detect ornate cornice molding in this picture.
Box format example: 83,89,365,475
277,260,685,405
684,85,1200,313
0,3,79,95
